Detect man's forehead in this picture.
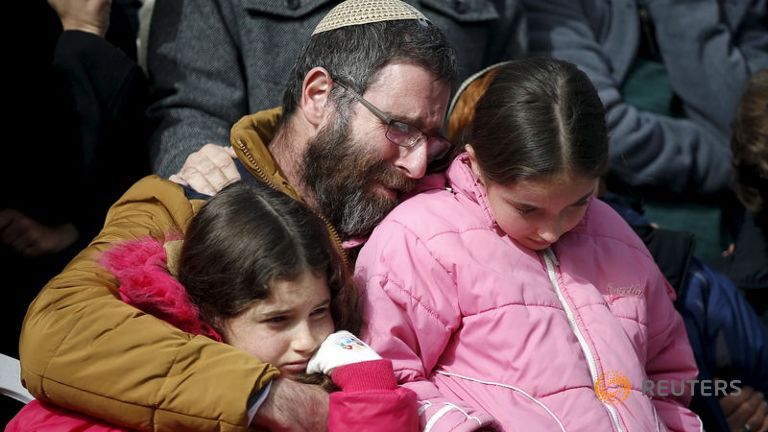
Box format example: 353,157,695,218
366,62,446,90
364,64,451,130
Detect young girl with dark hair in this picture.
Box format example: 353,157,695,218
356,58,701,431
8,181,417,431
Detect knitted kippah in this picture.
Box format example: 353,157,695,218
312,0,430,35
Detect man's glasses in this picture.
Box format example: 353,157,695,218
334,81,452,162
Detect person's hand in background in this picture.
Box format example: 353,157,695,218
0,209,78,257
48,0,111,37
720,385,768,432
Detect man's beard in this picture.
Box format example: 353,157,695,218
301,117,416,238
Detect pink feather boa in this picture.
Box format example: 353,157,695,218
100,237,223,342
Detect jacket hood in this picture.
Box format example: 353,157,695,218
100,237,224,342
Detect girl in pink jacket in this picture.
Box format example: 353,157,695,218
7,181,417,431
356,59,702,431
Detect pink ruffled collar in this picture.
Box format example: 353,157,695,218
100,237,223,342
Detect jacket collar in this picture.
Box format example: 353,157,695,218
228,107,349,266
230,107,304,202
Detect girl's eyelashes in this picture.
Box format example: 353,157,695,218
574,198,590,207
259,306,329,325
311,306,330,318
515,198,589,216
262,315,288,325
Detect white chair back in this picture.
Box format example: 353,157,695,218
0,353,34,404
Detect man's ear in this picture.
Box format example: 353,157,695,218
300,67,334,128
465,144,484,184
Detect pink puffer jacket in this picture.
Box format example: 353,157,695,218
356,154,702,432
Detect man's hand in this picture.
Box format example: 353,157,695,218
0,209,79,257
252,378,329,432
720,385,768,432
169,144,240,196
48,0,111,37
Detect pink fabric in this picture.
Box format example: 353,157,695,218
342,237,367,250
329,360,418,431
5,401,130,431
100,237,222,342
332,359,399,392
356,154,702,431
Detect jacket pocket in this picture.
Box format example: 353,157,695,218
418,0,498,22
241,0,334,18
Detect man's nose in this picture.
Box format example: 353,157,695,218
393,139,428,180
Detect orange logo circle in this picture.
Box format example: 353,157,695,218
595,370,631,403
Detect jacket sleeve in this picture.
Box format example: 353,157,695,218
19,176,279,432
644,269,703,432
328,359,418,431
356,222,498,432
522,0,731,195
648,0,768,133
146,0,247,177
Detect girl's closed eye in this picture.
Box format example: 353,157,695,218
515,199,587,216
263,315,289,326
573,197,590,207
311,306,330,319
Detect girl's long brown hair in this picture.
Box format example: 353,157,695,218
179,180,361,391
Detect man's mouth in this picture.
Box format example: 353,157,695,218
371,183,400,200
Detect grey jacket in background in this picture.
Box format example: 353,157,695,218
146,0,527,177
523,0,768,196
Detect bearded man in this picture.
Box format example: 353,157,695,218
18,1,457,430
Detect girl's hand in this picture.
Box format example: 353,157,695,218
307,331,381,375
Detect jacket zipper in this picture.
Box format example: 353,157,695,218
236,138,274,188
324,221,350,268
541,248,624,432
235,138,350,268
